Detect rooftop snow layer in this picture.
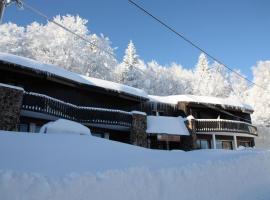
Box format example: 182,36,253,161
0,52,148,99
146,116,190,135
149,94,253,113
0,52,254,112
0,82,24,91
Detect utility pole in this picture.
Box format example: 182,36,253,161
0,0,22,23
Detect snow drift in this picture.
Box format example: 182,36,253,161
0,131,270,200
39,119,91,135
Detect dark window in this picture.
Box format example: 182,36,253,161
35,125,41,133
216,140,233,150
158,111,164,116
152,111,157,116
18,123,29,132
197,139,210,149
239,141,251,147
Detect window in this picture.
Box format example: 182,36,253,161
239,141,252,147
216,140,233,150
151,111,164,116
35,125,41,133
197,139,210,149
158,111,164,116
91,133,103,138
17,123,29,132
152,111,157,116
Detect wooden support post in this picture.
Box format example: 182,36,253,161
212,134,217,149
233,135,238,150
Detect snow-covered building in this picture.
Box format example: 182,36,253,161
148,95,257,149
0,53,257,150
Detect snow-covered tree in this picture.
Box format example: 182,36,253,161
208,62,230,97
115,40,145,88
192,53,230,97
0,15,117,80
0,23,25,54
229,69,249,102
248,61,270,125
192,53,211,95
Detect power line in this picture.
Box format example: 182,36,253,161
10,1,256,122
128,0,267,91
22,2,117,59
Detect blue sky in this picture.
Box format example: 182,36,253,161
3,0,270,79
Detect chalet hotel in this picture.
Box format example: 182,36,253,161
0,53,257,150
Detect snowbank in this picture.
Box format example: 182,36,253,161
0,52,148,99
146,116,190,135
39,119,91,135
149,94,253,113
0,131,270,200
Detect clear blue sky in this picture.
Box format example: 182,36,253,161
3,0,270,79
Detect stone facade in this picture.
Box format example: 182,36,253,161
185,118,198,150
130,112,147,147
0,84,24,131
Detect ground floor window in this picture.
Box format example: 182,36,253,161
17,123,29,132
239,141,252,147
197,139,210,149
216,140,233,150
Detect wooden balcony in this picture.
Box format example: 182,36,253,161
195,119,257,136
21,92,133,128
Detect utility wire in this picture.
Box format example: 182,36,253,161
128,0,267,91
22,2,116,59
18,1,255,123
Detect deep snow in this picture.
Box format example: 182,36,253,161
0,131,270,200
39,119,91,135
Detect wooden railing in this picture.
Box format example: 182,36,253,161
195,119,257,136
22,92,133,127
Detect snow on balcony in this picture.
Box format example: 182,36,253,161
146,116,190,135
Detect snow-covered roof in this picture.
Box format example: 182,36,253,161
149,95,253,113
146,116,190,135
0,52,148,99
0,82,24,91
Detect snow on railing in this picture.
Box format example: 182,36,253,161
22,92,133,127
195,119,257,135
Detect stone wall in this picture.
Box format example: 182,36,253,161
130,111,147,147
184,118,198,150
0,83,24,131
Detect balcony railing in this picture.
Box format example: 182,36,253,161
195,119,257,136
21,92,133,128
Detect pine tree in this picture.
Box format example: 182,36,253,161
248,61,270,125
192,53,211,95
229,69,249,102
116,40,144,88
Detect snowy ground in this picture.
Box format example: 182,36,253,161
0,131,270,200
